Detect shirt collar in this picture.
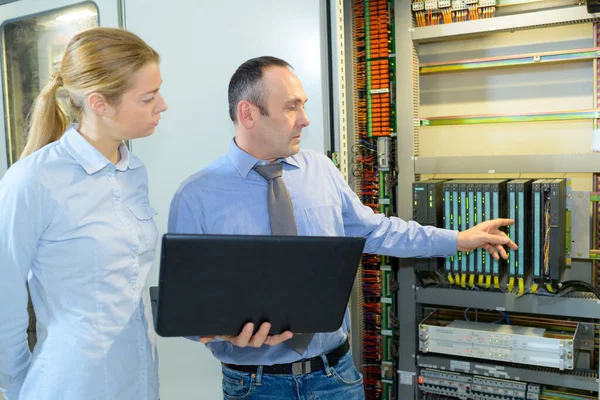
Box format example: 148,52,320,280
61,125,143,174
227,138,300,179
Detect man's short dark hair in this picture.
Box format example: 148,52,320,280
228,56,293,123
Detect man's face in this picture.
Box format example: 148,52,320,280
252,66,310,160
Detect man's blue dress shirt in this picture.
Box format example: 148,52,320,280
168,139,457,366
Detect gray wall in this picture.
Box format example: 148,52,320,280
125,0,331,398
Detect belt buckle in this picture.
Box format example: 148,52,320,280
292,360,312,375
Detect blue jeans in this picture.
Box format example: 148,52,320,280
221,352,365,400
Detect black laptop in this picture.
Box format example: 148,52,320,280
150,234,365,337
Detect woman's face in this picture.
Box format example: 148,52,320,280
107,62,168,140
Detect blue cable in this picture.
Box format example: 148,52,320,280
494,311,511,325
464,308,479,322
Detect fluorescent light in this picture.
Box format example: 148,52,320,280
56,10,97,22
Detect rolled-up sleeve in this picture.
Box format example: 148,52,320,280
325,159,458,258
0,166,48,399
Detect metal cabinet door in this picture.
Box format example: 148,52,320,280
0,0,120,179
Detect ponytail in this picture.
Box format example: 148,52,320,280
20,28,160,160
20,74,68,159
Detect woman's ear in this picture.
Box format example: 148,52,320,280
87,93,112,117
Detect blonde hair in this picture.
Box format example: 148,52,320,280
21,27,160,159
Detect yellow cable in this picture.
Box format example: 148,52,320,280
507,277,515,293
447,274,455,285
546,282,556,293
468,275,475,288
485,275,491,288
455,273,461,285
477,275,484,287
531,282,539,294
518,278,525,296
493,276,500,289
460,273,467,288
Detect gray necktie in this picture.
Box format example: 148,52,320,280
253,163,314,354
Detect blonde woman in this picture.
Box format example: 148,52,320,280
0,27,167,400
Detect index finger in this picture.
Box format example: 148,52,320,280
489,218,514,227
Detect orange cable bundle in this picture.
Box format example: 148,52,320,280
442,8,452,24
416,10,425,27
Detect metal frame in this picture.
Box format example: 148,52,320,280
420,47,600,74
572,191,592,259
396,0,418,397
342,0,364,370
0,1,100,167
419,310,592,372
397,263,419,398
417,354,599,392
414,154,600,174
117,0,131,151
416,287,600,319
421,109,600,126
397,2,600,398
117,0,125,28
331,0,349,182
412,5,600,43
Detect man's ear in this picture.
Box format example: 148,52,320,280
87,93,113,117
238,100,256,129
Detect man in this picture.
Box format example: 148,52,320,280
168,56,517,399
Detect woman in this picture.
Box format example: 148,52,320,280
0,27,167,400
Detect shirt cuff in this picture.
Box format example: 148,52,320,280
431,228,458,257
185,335,227,343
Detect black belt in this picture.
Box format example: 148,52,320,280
223,339,350,375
